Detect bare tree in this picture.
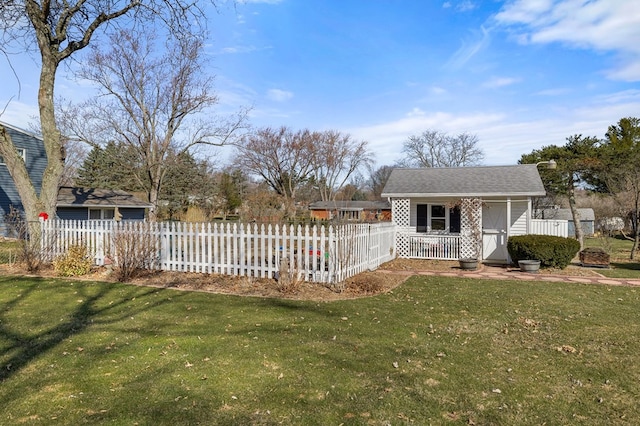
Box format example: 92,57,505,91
400,130,484,167
0,0,222,235
233,127,316,218
59,29,248,220
310,131,373,202
369,164,394,200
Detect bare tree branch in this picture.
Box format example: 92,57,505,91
401,129,484,167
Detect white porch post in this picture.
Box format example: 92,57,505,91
506,197,512,239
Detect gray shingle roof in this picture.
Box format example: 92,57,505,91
309,200,391,210
540,208,595,221
381,165,546,198
57,187,153,208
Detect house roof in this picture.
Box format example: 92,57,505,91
381,165,546,198
309,200,391,211
540,208,595,221
0,120,43,141
56,187,153,208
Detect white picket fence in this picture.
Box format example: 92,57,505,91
530,219,569,238
40,220,396,284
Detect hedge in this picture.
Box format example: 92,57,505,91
507,235,581,269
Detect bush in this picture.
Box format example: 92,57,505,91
507,235,580,269
111,226,158,282
53,244,93,277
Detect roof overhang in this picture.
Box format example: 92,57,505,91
381,192,546,198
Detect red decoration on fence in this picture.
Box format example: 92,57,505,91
38,212,49,221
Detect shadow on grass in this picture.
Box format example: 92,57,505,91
0,275,185,383
610,262,640,271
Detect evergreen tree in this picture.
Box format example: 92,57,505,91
76,141,141,191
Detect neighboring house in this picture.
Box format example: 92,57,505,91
381,165,547,263
0,122,151,235
309,200,391,221
57,187,152,221
538,208,595,237
0,122,47,236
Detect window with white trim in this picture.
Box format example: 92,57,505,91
0,148,26,165
416,204,461,233
89,208,115,220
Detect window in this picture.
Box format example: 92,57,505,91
0,148,26,165
416,204,461,233
431,205,446,231
89,208,115,220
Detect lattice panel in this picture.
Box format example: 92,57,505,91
391,198,411,257
459,198,483,259
392,198,410,226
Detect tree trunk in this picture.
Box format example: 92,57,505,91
0,49,64,239
148,186,159,222
568,180,584,250
631,210,639,260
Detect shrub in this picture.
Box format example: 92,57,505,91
507,235,580,269
276,257,304,294
111,225,158,282
53,244,93,277
4,206,48,272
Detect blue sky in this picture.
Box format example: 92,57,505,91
1,0,639,167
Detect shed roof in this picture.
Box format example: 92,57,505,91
309,200,391,211
540,208,595,221
57,187,152,208
381,165,546,198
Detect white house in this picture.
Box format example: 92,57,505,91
381,165,547,263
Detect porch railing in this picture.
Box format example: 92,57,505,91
408,234,461,260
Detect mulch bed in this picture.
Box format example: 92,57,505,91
0,257,608,301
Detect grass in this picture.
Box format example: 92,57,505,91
1,274,640,424
0,240,20,264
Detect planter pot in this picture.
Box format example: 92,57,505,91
518,260,541,273
459,258,479,271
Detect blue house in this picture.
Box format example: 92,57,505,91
0,122,150,235
56,187,152,221
0,122,47,235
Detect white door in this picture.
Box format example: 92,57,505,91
482,203,508,262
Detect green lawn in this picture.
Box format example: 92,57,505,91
0,240,19,264
1,274,639,424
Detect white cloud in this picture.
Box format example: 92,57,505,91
220,45,261,54
456,1,478,12
267,89,293,102
349,89,640,167
494,0,640,81
349,109,504,165
0,100,39,129
482,77,521,89
446,25,491,69
442,1,477,12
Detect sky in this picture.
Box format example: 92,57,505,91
1,0,640,168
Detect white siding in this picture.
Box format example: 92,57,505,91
510,201,528,236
